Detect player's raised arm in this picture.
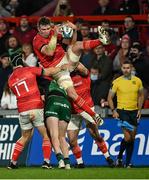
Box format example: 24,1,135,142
43,64,70,76
41,34,58,57
36,17,58,57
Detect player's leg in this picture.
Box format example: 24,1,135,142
67,115,84,168
58,120,70,169
8,129,33,169
116,136,127,167
36,125,52,169
32,109,52,169
122,128,132,167
66,86,103,124
116,110,138,168
44,96,66,168
79,107,114,167
53,59,103,124
86,122,114,167
66,26,110,68
8,111,34,169
125,127,137,168
46,116,65,168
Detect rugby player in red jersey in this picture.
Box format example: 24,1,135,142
67,65,114,168
33,16,110,124
7,56,68,169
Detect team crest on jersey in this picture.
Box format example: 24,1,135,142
132,81,136,85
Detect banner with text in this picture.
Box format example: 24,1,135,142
27,118,149,166
0,118,29,166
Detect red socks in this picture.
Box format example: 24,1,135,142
72,145,82,159
74,96,95,116
12,141,24,162
83,40,102,50
96,140,108,154
42,139,51,160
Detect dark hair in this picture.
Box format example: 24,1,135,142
91,63,99,70
124,15,135,22
5,35,20,49
37,16,51,27
122,60,132,66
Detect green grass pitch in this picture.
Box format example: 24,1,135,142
0,167,149,179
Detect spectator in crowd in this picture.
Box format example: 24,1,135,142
139,13,149,47
0,0,11,17
78,23,97,41
90,44,113,82
15,0,51,16
22,43,38,67
13,15,37,45
90,45,113,106
6,35,22,62
0,19,11,55
143,40,149,60
5,0,19,16
140,0,149,14
90,64,110,107
92,0,115,15
129,42,149,100
53,0,74,17
0,53,13,102
113,34,130,77
123,16,139,43
1,82,17,109
118,0,140,15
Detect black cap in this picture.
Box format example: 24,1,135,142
132,42,142,52
0,52,9,59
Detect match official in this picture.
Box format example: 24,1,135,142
108,61,144,168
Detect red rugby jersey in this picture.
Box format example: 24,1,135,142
8,67,44,112
71,73,94,113
33,30,65,68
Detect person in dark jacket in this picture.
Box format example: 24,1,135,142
123,16,139,43
118,0,140,15
92,0,116,15
0,53,13,102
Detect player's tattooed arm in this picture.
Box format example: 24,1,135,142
76,62,89,76
43,64,70,76
41,35,57,56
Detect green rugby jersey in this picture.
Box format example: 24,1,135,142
48,80,67,98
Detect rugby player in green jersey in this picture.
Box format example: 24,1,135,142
44,80,71,169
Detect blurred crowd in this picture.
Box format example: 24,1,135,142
0,0,149,111
0,0,149,17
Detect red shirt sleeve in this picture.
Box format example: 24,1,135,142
29,67,43,76
33,35,47,51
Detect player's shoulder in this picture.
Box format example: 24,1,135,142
132,75,142,85
132,75,142,82
112,76,123,84
33,33,42,42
